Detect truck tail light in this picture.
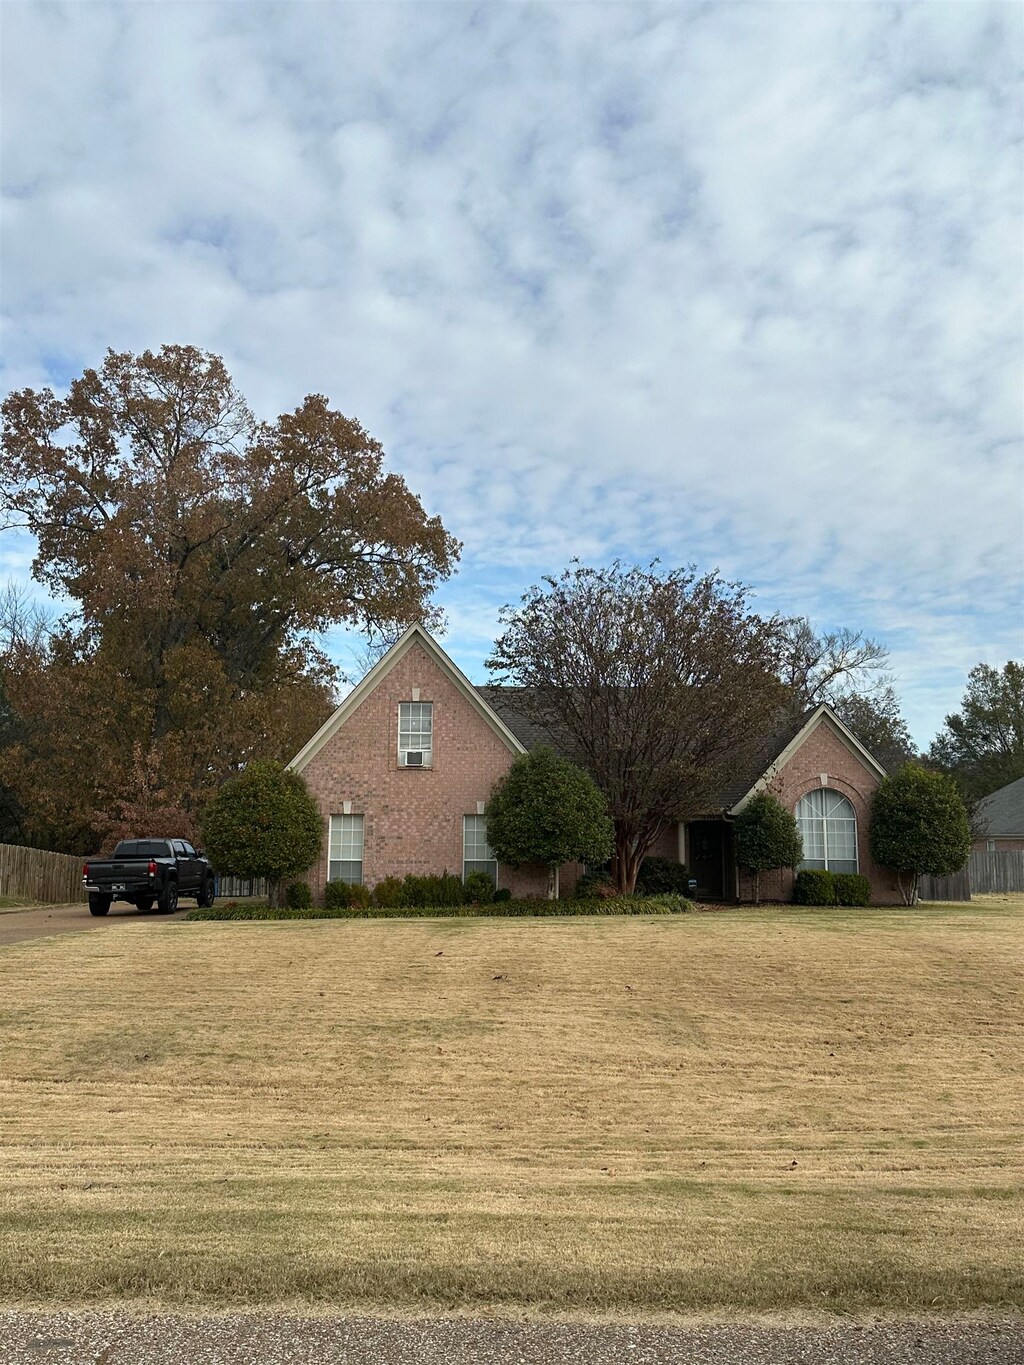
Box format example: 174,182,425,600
82,862,89,879
148,860,157,876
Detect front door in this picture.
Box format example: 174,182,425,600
688,821,726,900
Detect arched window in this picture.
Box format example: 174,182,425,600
795,789,858,874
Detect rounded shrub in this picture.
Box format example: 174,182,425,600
793,869,836,905
464,870,495,904
492,887,512,903
285,880,312,910
833,872,871,906
372,876,405,908
635,857,692,896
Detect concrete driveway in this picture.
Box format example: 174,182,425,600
0,900,190,947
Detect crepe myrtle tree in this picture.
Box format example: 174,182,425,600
734,791,803,904
201,760,322,906
869,764,971,906
487,562,790,894
486,747,614,899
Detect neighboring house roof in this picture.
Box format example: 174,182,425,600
974,775,1024,838
287,624,527,773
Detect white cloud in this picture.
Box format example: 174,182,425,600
1,0,1021,747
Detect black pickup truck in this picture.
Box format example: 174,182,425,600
82,838,216,917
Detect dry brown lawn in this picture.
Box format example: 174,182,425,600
0,896,1022,1315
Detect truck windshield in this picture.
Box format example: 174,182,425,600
112,840,172,858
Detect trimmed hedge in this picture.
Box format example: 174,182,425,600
793,869,836,905
635,856,692,896
185,894,695,923
833,872,871,906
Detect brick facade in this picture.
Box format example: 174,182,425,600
299,641,552,899
732,718,900,904
293,628,899,906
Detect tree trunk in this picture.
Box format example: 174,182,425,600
896,871,918,906
613,827,644,895
547,864,559,900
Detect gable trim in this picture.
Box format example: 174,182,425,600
287,624,528,774
728,704,888,814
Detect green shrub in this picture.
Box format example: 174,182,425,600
646,892,693,913
284,880,312,910
574,869,617,899
833,872,871,906
323,880,348,910
492,887,511,903
185,894,696,923
372,876,405,908
463,870,495,904
400,872,467,907
201,760,321,886
635,857,691,896
734,792,803,903
870,763,971,905
793,869,836,905
324,880,370,909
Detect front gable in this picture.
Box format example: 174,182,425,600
288,624,526,774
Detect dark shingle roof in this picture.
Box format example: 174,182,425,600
479,686,818,814
975,775,1024,838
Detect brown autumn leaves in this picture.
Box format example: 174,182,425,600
0,345,460,852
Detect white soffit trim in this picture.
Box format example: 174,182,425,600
728,704,888,815
287,623,527,773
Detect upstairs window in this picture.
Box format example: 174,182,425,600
398,702,433,767
463,815,497,887
329,814,364,884
795,789,858,874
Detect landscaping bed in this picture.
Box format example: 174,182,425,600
185,893,694,921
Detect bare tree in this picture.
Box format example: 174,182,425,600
781,619,891,708
487,562,790,894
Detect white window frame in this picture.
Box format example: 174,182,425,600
398,701,433,768
795,789,859,874
328,813,364,884
463,814,497,888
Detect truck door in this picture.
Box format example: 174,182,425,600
172,840,198,892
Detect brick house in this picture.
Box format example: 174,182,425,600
971,775,1024,853
288,623,902,903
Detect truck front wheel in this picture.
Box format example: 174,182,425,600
157,881,178,914
198,877,216,909
88,894,111,917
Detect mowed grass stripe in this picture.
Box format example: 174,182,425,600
0,900,1021,1312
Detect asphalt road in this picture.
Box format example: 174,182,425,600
0,1313,1021,1364
0,901,189,947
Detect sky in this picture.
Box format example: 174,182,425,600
1,1,1022,748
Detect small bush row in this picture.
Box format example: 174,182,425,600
186,892,695,923
793,870,871,906
283,871,515,912
574,856,694,900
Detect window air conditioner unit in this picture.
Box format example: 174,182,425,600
404,750,424,767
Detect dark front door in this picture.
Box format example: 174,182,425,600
688,821,726,900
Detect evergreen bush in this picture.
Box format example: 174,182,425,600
635,856,692,895
284,880,312,910
833,872,871,906
464,870,495,904
793,869,837,905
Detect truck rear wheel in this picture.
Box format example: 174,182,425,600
88,894,111,917
157,880,178,914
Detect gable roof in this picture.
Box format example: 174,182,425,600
974,775,1024,838
727,703,889,813
287,624,527,774
481,688,887,815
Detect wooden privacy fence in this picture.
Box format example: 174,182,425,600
0,842,87,904
969,849,1024,895
216,875,268,899
919,850,1024,902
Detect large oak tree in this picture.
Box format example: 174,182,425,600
487,562,790,894
0,345,460,849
